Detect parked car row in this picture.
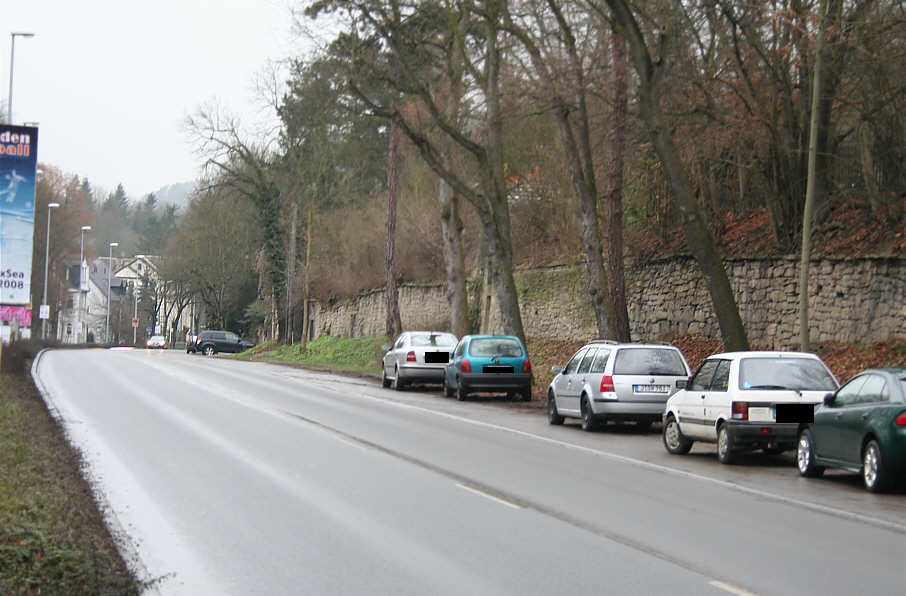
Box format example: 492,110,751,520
382,332,906,493
381,332,532,401
186,329,255,356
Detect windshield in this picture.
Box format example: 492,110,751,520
410,333,457,347
739,357,838,391
613,348,687,375
469,338,524,358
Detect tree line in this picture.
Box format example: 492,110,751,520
37,0,906,349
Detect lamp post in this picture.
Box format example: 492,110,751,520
79,225,91,343
132,281,138,346
105,242,118,344
8,32,35,124
40,202,60,339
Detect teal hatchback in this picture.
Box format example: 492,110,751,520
797,367,906,492
443,335,532,402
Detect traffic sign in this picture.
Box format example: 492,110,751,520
132,318,138,328
39,304,49,319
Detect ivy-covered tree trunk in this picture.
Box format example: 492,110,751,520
384,108,403,340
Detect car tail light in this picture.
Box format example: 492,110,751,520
461,359,471,373
600,375,615,393
522,360,532,373
406,351,416,362
895,411,906,426
732,401,749,420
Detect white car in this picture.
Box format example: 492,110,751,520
662,351,839,464
381,331,458,390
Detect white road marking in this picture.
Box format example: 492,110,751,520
709,580,759,596
456,483,523,510
348,388,906,535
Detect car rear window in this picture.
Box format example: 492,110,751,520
613,348,687,376
469,338,524,358
411,333,457,347
739,357,838,391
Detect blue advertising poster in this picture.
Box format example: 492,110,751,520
0,125,39,306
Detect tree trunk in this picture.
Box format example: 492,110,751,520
605,0,749,350
439,179,468,337
483,2,525,342
800,0,827,352
286,201,297,343
608,28,631,342
384,104,403,340
301,201,313,351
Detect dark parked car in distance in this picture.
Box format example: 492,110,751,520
194,330,255,356
797,367,906,492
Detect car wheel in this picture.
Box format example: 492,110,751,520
203,345,215,356
392,366,406,391
863,440,891,493
381,366,391,388
580,396,599,431
662,414,693,455
547,390,564,425
796,429,824,478
456,380,468,401
717,423,736,464
521,388,531,402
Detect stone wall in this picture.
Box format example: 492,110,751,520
311,257,906,347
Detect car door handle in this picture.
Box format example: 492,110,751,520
835,413,843,420
861,412,870,420
700,394,705,399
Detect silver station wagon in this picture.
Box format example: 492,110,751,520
548,341,692,431
381,331,458,390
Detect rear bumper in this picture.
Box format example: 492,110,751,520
398,365,446,383
590,400,665,418
461,372,532,393
726,421,799,449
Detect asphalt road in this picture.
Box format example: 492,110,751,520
33,348,906,596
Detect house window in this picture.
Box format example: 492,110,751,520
137,263,142,272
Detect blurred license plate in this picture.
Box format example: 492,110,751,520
634,384,669,393
483,365,514,374
424,352,449,364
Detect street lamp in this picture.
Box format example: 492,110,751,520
79,225,91,343
8,32,35,124
40,202,60,340
105,242,118,344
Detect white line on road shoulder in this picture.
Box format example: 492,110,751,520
456,483,523,510
709,580,759,596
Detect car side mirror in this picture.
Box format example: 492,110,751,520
551,365,564,375
823,392,835,406
381,345,390,352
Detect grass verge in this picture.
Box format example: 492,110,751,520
0,372,139,595
232,335,387,374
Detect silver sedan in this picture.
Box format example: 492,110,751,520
381,331,458,390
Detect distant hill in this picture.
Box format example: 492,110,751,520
152,181,196,211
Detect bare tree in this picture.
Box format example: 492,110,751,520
587,0,749,350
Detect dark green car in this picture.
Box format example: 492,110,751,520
797,368,906,492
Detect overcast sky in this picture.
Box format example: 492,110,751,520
3,0,302,199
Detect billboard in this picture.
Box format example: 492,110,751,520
0,125,38,310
